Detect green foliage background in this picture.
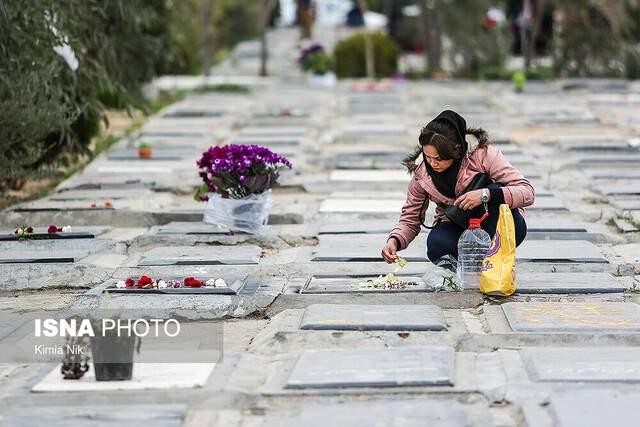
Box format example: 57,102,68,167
334,31,400,78
0,0,260,191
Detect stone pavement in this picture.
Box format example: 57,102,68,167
2,29,640,426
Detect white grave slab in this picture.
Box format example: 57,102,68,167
522,347,640,382
329,169,410,182
502,302,640,332
319,198,404,213
32,363,215,391
286,346,454,389
299,304,447,331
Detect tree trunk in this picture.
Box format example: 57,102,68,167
260,0,276,77
419,0,442,75
201,0,213,76
522,0,545,71
356,0,375,79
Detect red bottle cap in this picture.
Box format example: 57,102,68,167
468,218,483,229
468,212,489,229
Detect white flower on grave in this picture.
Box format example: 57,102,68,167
115,280,126,289
62,225,72,233
205,279,217,288
214,278,227,288
192,267,207,275
157,280,167,289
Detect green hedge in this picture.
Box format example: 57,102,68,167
334,31,400,78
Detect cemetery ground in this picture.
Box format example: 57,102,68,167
2,35,640,427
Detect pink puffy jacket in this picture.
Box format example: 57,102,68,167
388,145,535,251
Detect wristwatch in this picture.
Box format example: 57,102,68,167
480,189,490,212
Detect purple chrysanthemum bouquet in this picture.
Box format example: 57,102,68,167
195,144,292,201
298,43,324,65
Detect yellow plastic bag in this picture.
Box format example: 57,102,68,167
480,204,517,296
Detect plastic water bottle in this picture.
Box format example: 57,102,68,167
456,216,491,288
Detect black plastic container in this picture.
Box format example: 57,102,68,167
90,332,137,381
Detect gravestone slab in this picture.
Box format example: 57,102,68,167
502,302,640,332
312,234,427,262
340,125,408,137
576,153,640,165
139,131,207,139
240,126,306,137
318,220,395,235
0,251,82,264
47,188,157,201
329,169,410,182
592,182,640,196
521,347,640,382
334,158,406,170
103,273,249,295
589,172,640,180
153,222,231,235
549,389,639,427
529,197,568,211
286,346,454,389
319,198,404,213
107,149,186,161
137,246,260,266
526,218,588,233
612,200,640,211
348,103,403,114
517,273,623,294
2,405,186,427
561,142,637,152
263,400,474,427
65,179,146,190
0,232,94,242
299,304,446,331
12,201,118,212
33,363,215,392
302,274,430,293
613,217,639,233
517,240,607,263
231,135,303,146
163,110,224,118
329,191,405,200
101,165,173,174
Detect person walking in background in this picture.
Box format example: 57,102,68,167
346,0,365,28
296,0,314,39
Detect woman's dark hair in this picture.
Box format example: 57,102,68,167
402,121,490,173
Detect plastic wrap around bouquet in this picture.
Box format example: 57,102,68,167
195,144,291,235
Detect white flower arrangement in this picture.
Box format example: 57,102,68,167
205,278,227,288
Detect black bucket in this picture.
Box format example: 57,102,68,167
90,333,137,381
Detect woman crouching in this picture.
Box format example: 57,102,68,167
381,110,534,267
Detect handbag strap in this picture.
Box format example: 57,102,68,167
419,198,441,230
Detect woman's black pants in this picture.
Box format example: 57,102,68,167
426,185,528,263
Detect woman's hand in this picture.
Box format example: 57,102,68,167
381,239,398,263
454,189,484,211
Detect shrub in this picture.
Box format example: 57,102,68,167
553,2,623,77
0,1,170,190
437,0,512,78
300,45,332,75
333,31,400,78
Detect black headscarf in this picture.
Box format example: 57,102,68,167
422,110,467,199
